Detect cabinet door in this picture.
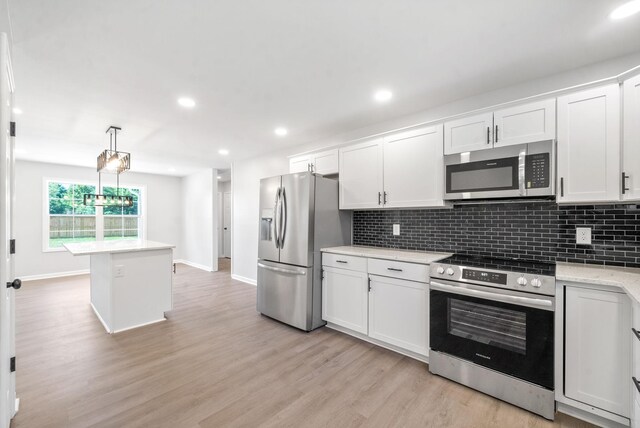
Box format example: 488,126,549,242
312,149,339,175
444,112,493,154
289,155,311,173
382,125,445,208
338,138,383,209
565,285,630,417
623,74,640,201
368,275,428,356
557,84,621,203
322,266,368,334
493,99,556,148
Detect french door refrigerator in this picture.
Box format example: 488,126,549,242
257,171,351,331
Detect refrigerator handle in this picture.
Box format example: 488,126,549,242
280,187,287,248
273,187,281,249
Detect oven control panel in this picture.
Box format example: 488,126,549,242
462,269,507,285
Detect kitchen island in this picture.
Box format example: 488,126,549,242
64,240,175,333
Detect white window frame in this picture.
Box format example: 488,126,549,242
43,178,147,252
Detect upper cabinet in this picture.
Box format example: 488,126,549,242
557,84,621,203
623,73,640,201
444,99,556,155
289,148,339,175
339,125,446,209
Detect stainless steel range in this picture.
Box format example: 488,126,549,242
429,254,556,420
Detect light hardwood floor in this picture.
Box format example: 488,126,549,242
12,259,593,428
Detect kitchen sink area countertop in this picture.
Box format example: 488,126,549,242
557,262,640,304
321,245,451,265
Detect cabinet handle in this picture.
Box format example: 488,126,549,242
622,172,630,195
560,177,564,197
311,163,315,173
633,377,640,394
336,260,348,264
387,267,403,272
495,125,499,143
487,127,490,144
632,328,640,341
383,191,388,205
378,192,382,205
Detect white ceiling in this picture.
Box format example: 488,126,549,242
6,0,640,176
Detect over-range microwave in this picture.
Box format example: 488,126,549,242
443,140,555,200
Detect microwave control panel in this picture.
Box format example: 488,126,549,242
525,153,550,189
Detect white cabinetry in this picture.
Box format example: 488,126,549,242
564,284,630,418
321,256,368,334
368,275,428,356
339,125,445,209
623,73,640,201
289,149,339,175
632,300,640,427
444,99,556,155
557,84,621,203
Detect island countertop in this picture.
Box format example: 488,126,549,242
321,245,451,265
63,239,175,256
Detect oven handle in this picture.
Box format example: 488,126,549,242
430,280,554,311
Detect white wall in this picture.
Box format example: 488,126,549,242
231,52,640,284
181,168,218,271
15,160,183,278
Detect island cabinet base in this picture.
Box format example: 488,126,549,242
90,248,173,334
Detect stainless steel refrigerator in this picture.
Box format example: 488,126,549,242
257,171,351,331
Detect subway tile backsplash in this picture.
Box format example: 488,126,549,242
352,202,640,268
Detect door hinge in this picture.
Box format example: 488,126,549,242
10,357,15,373
9,239,15,255
10,121,15,137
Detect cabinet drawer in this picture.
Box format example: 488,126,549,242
322,253,367,272
367,258,429,283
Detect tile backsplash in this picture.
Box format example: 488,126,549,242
352,202,640,268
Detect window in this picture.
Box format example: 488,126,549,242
103,186,141,240
47,181,97,249
45,180,144,251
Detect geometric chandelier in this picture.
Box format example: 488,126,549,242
84,126,133,207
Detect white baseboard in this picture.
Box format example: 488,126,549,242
174,259,213,272
231,274,257,286
21,269,90,282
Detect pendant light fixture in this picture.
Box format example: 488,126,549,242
84,126,133,207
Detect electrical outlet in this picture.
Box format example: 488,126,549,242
114,265,125,278
393,224,400,236
576,227,592,245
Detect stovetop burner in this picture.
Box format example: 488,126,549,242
438,254,556,277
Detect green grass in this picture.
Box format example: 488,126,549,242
49,236,138,248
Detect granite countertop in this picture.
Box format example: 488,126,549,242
63,239,175,256
321,245,451,265
557,262,640,304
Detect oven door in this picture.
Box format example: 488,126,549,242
430,279,554,389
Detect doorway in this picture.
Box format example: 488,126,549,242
217,174,231,260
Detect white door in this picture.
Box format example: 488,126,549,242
623,74,640,201
444,112,494,154
217,192,223,256
289,155,311,173
223,192,231,258
557,84,621,203
382,125,445,208
493,98,556,148
321,266,368,334
0,33,17,428
338,138,383,209
565,285,630,417
368,275,428,356
311,149,338,175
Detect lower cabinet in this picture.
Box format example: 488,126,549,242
564,284,631,418
321,266,368,334
368,274,428,355
632,300,640,427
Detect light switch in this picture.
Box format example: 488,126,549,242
393,224,400,236
576,227,592,245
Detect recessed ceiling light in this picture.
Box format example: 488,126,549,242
218,149,229,155
274,127,288,136
177,97,196,108
374,89,393,103
12,107,22,115
610,0,640,19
